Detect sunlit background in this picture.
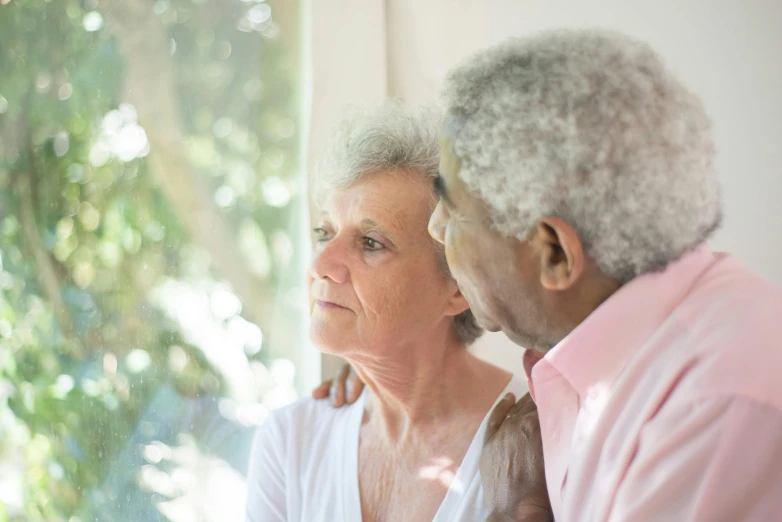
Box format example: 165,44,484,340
0,0,308,520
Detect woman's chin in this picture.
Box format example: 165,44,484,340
309,328,352,355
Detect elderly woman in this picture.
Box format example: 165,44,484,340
244,103,526,522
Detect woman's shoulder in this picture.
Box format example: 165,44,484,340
269,395,362,425
259,394,364,449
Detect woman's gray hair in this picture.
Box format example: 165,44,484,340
442,28,722,283
314,101,483,346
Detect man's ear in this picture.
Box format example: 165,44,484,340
529,217,586,291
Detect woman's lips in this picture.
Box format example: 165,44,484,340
315,299,350,311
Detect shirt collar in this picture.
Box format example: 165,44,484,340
531,244,719,399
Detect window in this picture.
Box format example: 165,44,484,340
0,1,307,520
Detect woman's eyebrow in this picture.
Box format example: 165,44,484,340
360,218,390,234
360,218,402,243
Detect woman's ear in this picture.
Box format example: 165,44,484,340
530,217,586,291
444,282,470,317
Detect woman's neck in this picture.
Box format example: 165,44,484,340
346,336,511,445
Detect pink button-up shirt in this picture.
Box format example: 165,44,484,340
527,246,782,521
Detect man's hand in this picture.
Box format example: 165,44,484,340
310,363,365,407
482,393,552,522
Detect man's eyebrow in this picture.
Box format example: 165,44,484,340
432,174,453,207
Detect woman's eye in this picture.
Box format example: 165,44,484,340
362,237,385,251
313,227,330,241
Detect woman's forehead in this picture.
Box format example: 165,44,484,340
322,173,433,227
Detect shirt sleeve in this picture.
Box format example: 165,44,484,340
245,412,288,522
607,396,782,521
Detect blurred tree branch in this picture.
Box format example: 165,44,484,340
16,169,74,340
11,93,75,341
97,0,275,334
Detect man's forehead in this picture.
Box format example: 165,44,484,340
437,139,492,224
439,138,460,174
437,138,466,204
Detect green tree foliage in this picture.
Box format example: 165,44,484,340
0,0,304,520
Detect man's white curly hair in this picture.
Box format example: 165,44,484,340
441,28,722,282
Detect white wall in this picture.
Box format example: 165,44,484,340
309,0,782,380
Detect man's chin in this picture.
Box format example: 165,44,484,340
473,310,532,345
502,329,551,353
475,314,502,333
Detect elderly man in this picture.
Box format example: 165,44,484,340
425,28,782,521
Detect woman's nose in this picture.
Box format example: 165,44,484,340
309,238,349,284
